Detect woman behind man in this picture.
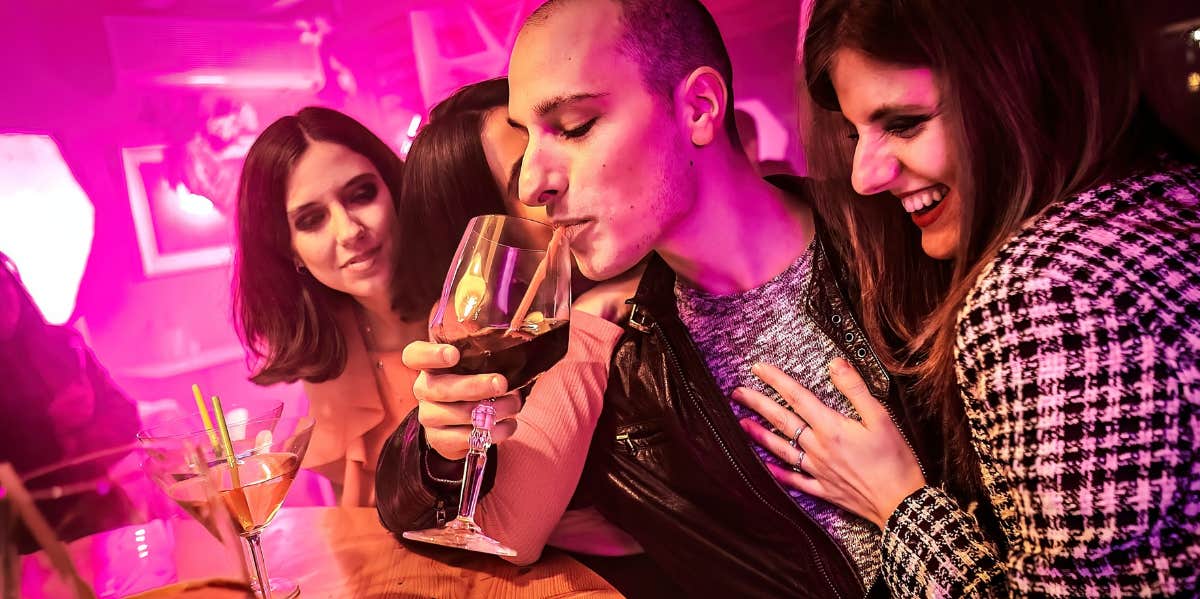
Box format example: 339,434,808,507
233,106,432,507
376,78,648,571
737,0,1199,595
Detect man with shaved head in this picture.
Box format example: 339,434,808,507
380,1,929,596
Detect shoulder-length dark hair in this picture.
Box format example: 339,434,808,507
802,0,1175,494
232,106,406,385
390,78,511,308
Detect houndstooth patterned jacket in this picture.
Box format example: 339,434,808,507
881,161,1200,598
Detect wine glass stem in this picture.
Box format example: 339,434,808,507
244,532,272,599
455,401,496,529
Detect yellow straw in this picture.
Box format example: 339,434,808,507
210,395,243,489
192,384,220,451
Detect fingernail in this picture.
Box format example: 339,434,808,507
441,346,455,362
830,358,847,374
490,375,505,394
731,388,744,401
750,363,763,376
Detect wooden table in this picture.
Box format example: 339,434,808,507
19,507,622,598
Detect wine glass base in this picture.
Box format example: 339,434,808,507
403,527,517,557
251,577,300,599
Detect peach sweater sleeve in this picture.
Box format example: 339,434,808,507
474,309,627,565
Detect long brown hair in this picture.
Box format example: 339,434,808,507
803,0,1169,495
391,78,511,308
233,106,406,385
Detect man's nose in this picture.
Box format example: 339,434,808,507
519,140,566,207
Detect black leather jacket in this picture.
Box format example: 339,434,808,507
377,184,937,599
578,240,915,599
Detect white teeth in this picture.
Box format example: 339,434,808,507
900,186,947,213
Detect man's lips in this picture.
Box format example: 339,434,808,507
551,218,590,236
551,217,588,228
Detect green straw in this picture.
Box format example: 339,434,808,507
192,384,220,452
210,395,243,489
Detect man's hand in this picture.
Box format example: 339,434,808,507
403,340,521,460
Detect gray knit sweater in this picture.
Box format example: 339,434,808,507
674,241,882,587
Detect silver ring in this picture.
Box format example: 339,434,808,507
788,422,809,448
791,449,806,473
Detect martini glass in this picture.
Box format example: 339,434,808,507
138,413,313,599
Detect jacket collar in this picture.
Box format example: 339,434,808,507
629,175,815,317
625,175,892,399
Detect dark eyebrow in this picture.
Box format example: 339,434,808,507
867,103,936,123
507,92,609,131
287,173,377,217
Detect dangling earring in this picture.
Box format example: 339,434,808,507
294,261,306,274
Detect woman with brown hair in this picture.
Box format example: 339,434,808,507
232,106,432,507
734,0,1200,595
390,77,526,296
377,77,647,569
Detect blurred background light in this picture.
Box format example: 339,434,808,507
0,133,94,325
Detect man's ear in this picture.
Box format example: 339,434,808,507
676,66,728,147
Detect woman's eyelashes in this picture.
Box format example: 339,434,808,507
347,182,379,205
293,181,379,232
293,208,326,232
845,114,933,141
883,114,932,139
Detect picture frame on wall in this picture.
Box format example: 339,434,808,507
121,144,235,277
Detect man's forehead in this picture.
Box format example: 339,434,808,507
521,0,622,40
508,7,630,118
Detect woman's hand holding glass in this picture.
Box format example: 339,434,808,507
731,358,926,529
402,340,523,461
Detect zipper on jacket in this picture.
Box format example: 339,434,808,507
638,308,852,599
614,433,637,453
811,237,928,487
824,295,927,485
877,394,926,481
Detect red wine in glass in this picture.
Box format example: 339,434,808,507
404,214,571,557
444,319,570,389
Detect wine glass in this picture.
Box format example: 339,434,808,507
403,214,572,557
138,412,314,599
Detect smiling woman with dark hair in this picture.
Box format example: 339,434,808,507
733,0,1200,596
231,106,428,507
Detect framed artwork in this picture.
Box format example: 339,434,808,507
122,144,236,277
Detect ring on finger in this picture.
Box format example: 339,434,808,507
791,448,806,473
788,421,810,448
